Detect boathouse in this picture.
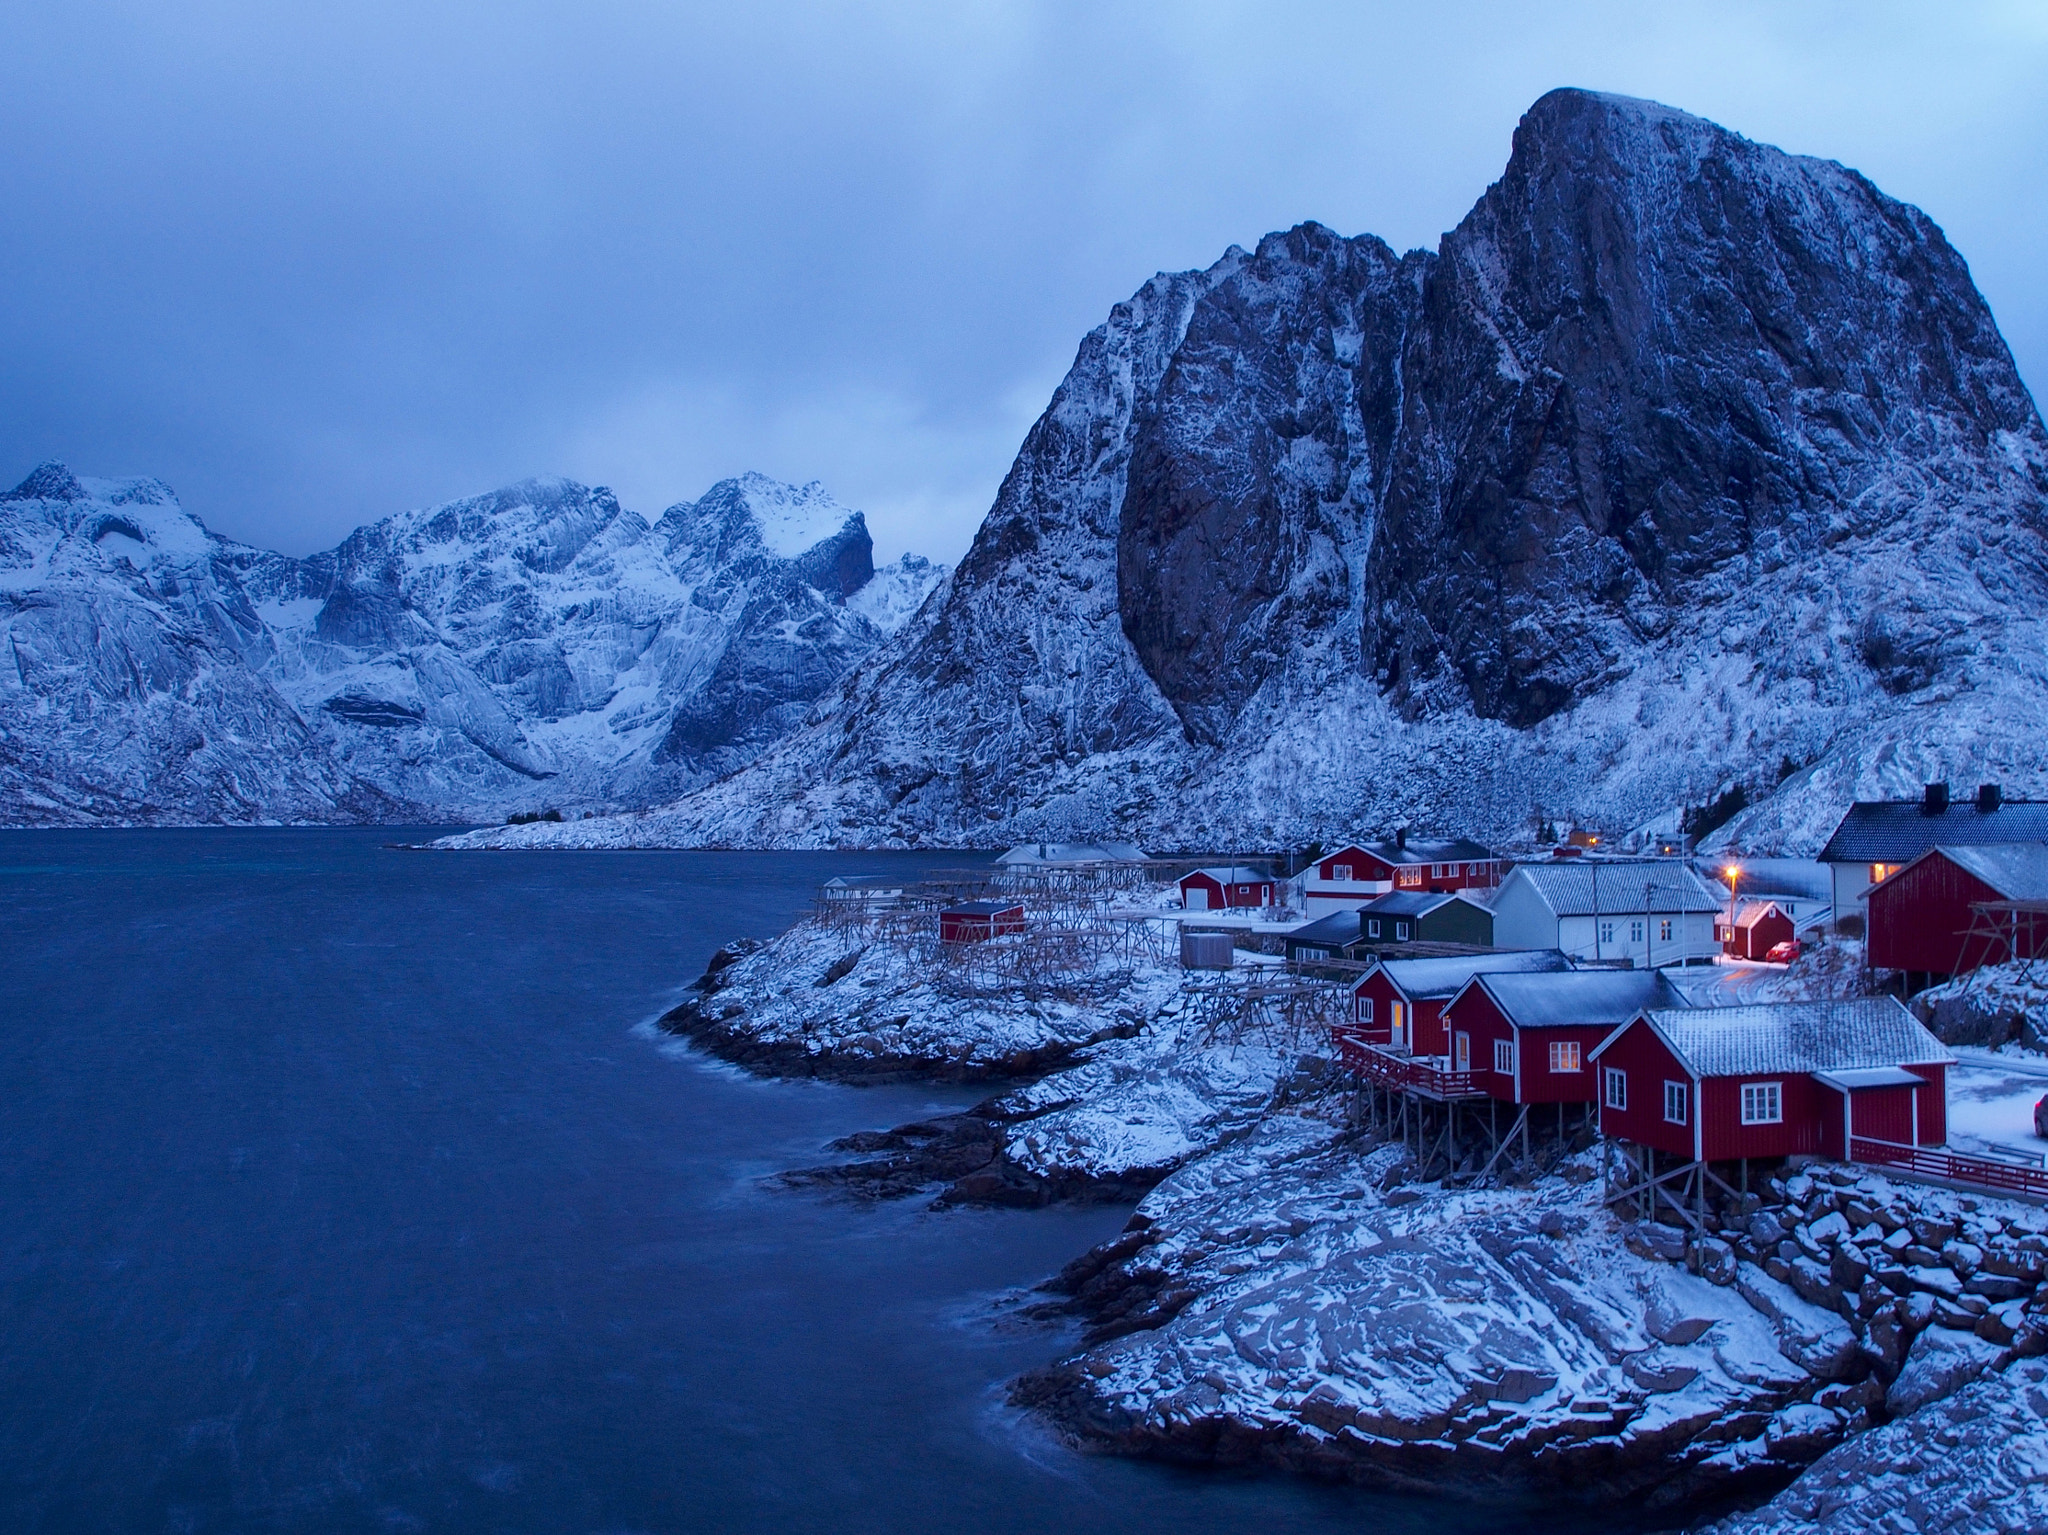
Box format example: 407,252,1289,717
1339,949,1571,1059
1589,998,1951,1163
938,901,1025,944
1865,842,2048,987
1178,866,1276,911
1719,899,1794,961
1443,968,1688,1104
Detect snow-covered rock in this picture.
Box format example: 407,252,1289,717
0,465,943,824
1913,961,2048,1050
1709,1357,2048,1534
485,87,2048,855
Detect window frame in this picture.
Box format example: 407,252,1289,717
1395,921,1410,940
1494,1038,1515,1075
1548,1039,1582,1073
1358,996,1374,1024
1740,1081,1783,1125
1663,1080,1688,1125
1659,918,1673,942
1367,918,1381,938
1603,1067,1627,1110
1599,920,1616,945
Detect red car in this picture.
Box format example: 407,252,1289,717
1763,939,1803,964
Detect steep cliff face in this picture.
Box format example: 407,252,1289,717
502,88,2047,852
0,467,942,824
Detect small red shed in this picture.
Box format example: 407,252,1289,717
1590,998,1952,1162
1719,900,1795,961
1338,950,1570,1062
1443,968,1686,1104
1179,866,1276,911
1866,843,2048,982
939,901,1025,944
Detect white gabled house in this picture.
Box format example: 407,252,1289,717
1490,859,1722,966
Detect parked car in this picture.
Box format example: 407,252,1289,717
1763,939,1803,964
2036,1094,2048,1140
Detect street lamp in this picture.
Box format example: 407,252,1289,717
1723,863,1742,957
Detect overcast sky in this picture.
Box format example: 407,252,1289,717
3,2,2044,564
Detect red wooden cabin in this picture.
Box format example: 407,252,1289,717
1866,843,2048,984
1590,998,1951,1162
1717,900,1794,960
939,901,1025,944
1302,837,1504,914
1443,969,1686,1102
1178,866,1276,911
1338,950,1569,1062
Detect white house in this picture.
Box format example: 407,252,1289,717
1490,859,1723,966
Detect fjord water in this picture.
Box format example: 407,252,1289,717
1,831,1532,1534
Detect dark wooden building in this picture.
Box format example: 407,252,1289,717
1816,783,2048,929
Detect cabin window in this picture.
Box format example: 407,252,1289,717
1358,997,1374,1024
1494,1039,1514,1074
1367,919,1381,938
1334,863,1353,881
1549,1040,1582,1073
1599,921,1616,945
1663,1081,1688,1124
1659,919,1673,942
1870,863,1896,884
1629,919,1644,944
1395,922,1410,940
1740,1081,1783,1125
1603,1068,1627,1110
1432,864,1445,878
1398,868,1423,888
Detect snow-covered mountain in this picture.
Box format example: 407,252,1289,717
0,466,942,824
459,87,2048,854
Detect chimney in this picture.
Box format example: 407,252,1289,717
1396,827,1408,851
1922,782,1950,815
1978,783,2003,812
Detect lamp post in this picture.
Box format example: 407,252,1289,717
1723,862,1742,959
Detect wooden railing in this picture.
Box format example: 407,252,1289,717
1850,1136,2048,1200
1347,1042,1485,1100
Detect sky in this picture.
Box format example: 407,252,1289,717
3,2,2045,566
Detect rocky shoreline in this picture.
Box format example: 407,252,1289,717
666,916,2048,1529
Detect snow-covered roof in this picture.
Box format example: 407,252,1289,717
1368,949,1572,1000
944,899,1023,916
1921,843,2048,901
1184,866,1269,885
1817,802,2048,863
1814,1066,1926,1091
1733,901,1787,931
996,842,1149,865
1331,836,1494,868
1501,860,1722,917
1601,998,1953,1078
1475,968,1686,1029
1360,890,1458,917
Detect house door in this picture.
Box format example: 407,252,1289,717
1186,888,1208,910
1391,1002,1406,1050
1454,1033,1470,1071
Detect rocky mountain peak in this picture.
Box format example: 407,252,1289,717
4,461,88,504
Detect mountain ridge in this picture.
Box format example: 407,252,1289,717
451,87,2048,854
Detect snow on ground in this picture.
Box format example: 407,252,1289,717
1913,960,2048,1050
1945,1049,2048,1161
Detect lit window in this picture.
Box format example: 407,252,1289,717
1549,1040,1582,1073
1870,863,1895,884
1358,997,1374,1024
1367,919,1381,938
1740,1082,1782,1125
1603,1068,1627,1110
1398,868,1423,888
1494,1039,1515,1074
1599,921,1616,944
1395,922,1410,940
1663,1081,1688,1124
1660,919,1673,942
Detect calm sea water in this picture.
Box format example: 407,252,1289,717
0,830,1548,1534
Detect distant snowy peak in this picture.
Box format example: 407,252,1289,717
721,472,863,560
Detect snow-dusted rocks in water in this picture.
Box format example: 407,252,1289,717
0,465,943,824
512,87,2048,854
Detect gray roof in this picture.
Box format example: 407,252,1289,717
1817,802,2048,863
1286,910,1369,945
1503,859,1724,916
1607,998,1953,1078
996,842,1148,865
1921,843,2048,901
1361,890,1458,918
1344,836,1495,868
1371,949,1572,1000
1186,865,1270,884
1476,968,1687,1029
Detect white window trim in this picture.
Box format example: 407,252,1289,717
1740,1081,1783,1126
1493,1038,1514,1074
1548,1040,1582,1073
1367,918,1381,937
1663,1080,1688,1125
1603,1068,1627,1111
1359,997,1375,1023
